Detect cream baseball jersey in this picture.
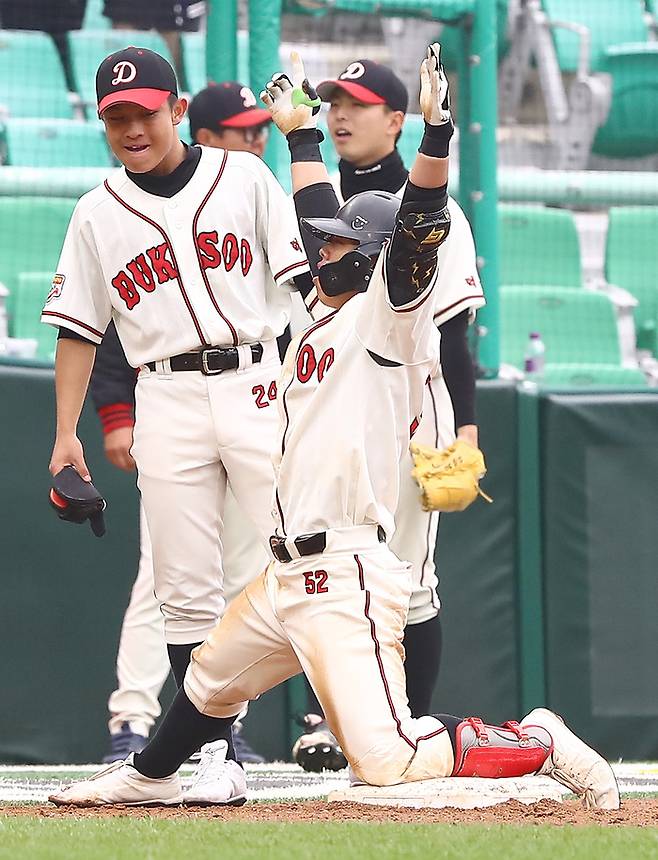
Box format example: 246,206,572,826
272,249,440,541
42,147,310,366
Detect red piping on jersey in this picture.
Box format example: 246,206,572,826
103,180,208,346
275,309,338,534
355,553,448,753
191,150,238,346
41,311,103,339
419,378,441,614
392,288,433,314
275,259,309,282
355,554,416,751
433,294,484,321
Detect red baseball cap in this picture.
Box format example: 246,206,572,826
96,46,178,115
317,60,408,113
188,82,271,139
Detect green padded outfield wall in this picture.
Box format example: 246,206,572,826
0,370,519,763
541,392,658,760
431,381,520,722
0,364,289,764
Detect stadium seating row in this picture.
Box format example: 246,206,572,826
0,198,654,388
499,204,658,359
500,0,658,168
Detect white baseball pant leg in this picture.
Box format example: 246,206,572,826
390,375,455,625
107,503,170,737
185,529,455,787
131,342,280,645
107,491,267,734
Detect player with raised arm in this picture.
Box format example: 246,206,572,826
291,58,487,772
49,45,619,811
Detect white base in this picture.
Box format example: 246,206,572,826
327,776,566,809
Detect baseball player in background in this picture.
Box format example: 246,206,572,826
43,47,310,801
292,59,485,770
50,45,619,812
92,82,275,765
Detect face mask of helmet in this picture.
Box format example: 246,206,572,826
318,249,373,296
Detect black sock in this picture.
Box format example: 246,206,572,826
305,677,324,717
432,712,463,753
134,687,238,778
403,614,442,716
167,642,202,688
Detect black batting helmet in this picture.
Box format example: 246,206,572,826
301,190,400,296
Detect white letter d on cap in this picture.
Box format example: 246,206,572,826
112,61,137,86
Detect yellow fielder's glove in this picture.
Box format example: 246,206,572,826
410,439,493,513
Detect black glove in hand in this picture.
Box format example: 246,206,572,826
50,465,106,537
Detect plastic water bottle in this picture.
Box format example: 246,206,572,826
524,332,546,379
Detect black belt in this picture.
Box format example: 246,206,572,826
146,343,263,376
270,525,386,564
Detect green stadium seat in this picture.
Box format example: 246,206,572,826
499,205,582,288
397,114,424,169
0,198,77,322
181,31,262,97
541,0,649,73
314,0,475,20
605,206,658,356
68,31,173,112
181,32,205,94
83,0,111,29
178,116,192,145
317,119,339,175
501,286,621,368
12,272,58,361
592,44,658,159
0,119,112,167
541,363,648,387
0,31,73,118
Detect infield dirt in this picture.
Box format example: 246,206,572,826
2,799,657,826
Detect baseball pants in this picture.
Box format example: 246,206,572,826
107,496,268,735
130,339,280,644
390,373,455,625
185,526,455,786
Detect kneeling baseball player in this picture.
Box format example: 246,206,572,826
50,45,619,810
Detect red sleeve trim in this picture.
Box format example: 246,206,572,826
98,403,135,435
275,259,309,282
42,311,104,339
433,293,485,320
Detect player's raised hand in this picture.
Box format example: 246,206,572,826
260,51,321,136
420,43,451,126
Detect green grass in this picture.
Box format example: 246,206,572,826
1,819,657,860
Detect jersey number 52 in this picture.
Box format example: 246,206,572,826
304,570,328,595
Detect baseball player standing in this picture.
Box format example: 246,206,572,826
50,45,618,812
292,59,485,770
43,47,309,800
92,82,276,765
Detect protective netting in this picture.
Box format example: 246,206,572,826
0,0,655,384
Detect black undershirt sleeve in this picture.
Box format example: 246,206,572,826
58,326,96,345
439,309,476,429
293,182,340,278
386,180,449,307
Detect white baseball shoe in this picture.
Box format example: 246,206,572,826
183,740,247,806
520,708,620,809
48,754,183,807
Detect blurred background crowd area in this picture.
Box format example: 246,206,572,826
0,0,656,393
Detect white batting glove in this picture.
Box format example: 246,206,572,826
419,43,451,126
260,51,322,137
